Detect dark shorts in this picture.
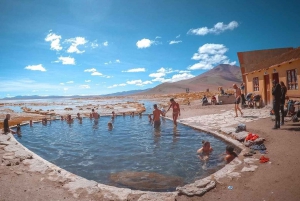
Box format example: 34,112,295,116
154,120,161,128
235,97,241,104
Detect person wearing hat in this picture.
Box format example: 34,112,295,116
272,80,282,129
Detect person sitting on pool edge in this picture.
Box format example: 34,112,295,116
112,111,115,119
224,145,238,163
153,104,163,129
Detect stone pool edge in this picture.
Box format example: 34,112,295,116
3,118,247,200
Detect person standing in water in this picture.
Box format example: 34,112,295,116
92,109,100,119
166,98,181,127
153,104,163,129
233,84,243,117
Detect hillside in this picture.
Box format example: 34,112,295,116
140,64,242,95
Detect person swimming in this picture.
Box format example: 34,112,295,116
197,140,213,161
107,122,113,130
197,140,213,155
224,145,238,163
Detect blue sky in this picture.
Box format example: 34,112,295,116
1,0,300,97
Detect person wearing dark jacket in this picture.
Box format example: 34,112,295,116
280,81,287,125
3,114,16,134
272,80,282,129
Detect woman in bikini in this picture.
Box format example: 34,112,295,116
167,98,180,127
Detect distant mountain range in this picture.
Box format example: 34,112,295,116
0,89,149,100
138,64,242,95
1,64,242,99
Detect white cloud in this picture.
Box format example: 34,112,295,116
57,56,75,65
122,68,145,73
126,79,152,86
188,43,236,70
170,73,195,82
91,72,103,76
60,83,64,85
179,70,191,73
84,68,110,78
155,36,161,39
91,40,98,48
156,67,175,74
66,81,74,84
65,37,88,54
149,72,165,78
115,59,120,63
176,34,180,38
107,83,127,88
169,40,182,45
149,67,195,83
45,31,62,51
85,80,91,82
84,68,97,72
103,41,108,46
79,85,90,89
187,21,239,35
63,87,68,91
24,64,46,72
136,38,154,49
104,61,112,65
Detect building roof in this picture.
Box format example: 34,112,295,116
243,47,300,75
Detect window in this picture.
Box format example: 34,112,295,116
253,77,259,91
287,69,298,90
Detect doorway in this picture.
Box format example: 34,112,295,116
272,73,279,83
264,74,270,105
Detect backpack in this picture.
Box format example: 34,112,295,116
292,114,299,122
297,110,300,118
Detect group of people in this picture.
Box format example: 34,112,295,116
149,98,181,129
3,114,21,136
197,140,238,164
272,80,287,129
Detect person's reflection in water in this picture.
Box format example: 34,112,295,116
93,119,99,130
153,127,161,147
172,127,180,144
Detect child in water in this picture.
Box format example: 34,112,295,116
16,124,22,136
107,122,113,130
224,145,238,163
148,114,153,123
197,141,213,161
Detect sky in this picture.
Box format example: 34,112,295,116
1,0,300,97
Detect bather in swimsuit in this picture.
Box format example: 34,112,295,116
153,120,161,128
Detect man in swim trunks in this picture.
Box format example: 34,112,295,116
153,104,163,129
233,84,243,117
92,109,100,119
166,98,180,126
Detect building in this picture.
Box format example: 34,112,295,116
238,47,300,105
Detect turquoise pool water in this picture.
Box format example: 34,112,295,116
16,116,231,191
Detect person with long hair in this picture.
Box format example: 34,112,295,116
166,98,181,127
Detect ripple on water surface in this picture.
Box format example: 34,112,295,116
16,116,231,191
